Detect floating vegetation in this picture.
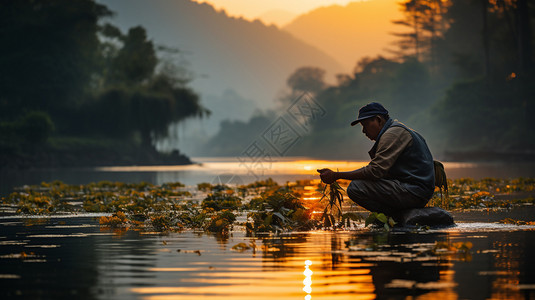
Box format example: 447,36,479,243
429,177,535,209
231,242,251,252
365,212,396,230
1,177,534,234
499,218,535,226
245,189,317,235
99,211,128,227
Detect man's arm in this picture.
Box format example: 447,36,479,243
318,127,412,184
317,168,366,184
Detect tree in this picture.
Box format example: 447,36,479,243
286,66,326,94
389,58,433,121
392,0,451,64
0,0,210,156
0,0,112,119
106,26,158,86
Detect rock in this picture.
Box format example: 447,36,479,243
396,207,454,227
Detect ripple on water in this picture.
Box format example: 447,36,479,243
445,222,535,232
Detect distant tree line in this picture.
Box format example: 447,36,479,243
201,0,534,159
0,0,208,161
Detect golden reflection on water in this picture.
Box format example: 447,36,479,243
95,158,478,174
95,158,369,175
122,228,535,300
113,170,535,300
303,260,313,297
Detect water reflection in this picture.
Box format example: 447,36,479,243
303,259,312,297
1,215,535,299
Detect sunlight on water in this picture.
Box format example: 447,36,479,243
92,157,511,184
1,216,535,299
95,157,369,175
2,158,534,197
95,157,478,172
303,260,313,296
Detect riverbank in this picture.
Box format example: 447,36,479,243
0,137,192,170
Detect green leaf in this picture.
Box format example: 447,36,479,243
376,213,388,224
365,213,377,227
388,217,397,227
384,223,390,230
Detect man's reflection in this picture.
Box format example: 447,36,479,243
344,231,452,299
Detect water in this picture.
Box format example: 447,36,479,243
1,157,534,299
2,157,535,196
1,209,535,300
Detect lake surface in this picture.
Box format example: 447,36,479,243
1,208,535,300
1,157,534,299
2,157,535,196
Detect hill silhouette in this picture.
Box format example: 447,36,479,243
283,0,403,71
98,0,344,112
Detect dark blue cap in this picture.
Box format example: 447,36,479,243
350,102,388,126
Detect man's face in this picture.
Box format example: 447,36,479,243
360,116,383,141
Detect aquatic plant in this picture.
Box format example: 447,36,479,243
99,211,128,227
365,212,396,230
3,177,534,234
205,209,236,234
245,190,315,234
197,182,212,191
231,242,251,252
201,193,242,211
318,182,345,227
499,218,535,225
150,214,178,232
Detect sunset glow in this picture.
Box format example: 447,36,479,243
192,0,404,68
193,0,363,20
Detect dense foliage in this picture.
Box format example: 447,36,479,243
0,0,208,166
309,0,535,158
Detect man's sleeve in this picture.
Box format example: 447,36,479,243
360,127,412,179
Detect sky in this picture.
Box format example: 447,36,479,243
193,0,363,25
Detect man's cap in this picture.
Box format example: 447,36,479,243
350,102,388,126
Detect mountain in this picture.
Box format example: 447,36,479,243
256,9,298,27
97,0,344,112
283,0,403,70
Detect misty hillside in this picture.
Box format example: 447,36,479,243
98,0,344,114
283,0,403,70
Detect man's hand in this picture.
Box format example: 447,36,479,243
317,168,337,184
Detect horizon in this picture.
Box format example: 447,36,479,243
193,0,372,26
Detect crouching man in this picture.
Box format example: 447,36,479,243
318,102,435,218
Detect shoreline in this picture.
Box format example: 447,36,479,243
0,147,193,171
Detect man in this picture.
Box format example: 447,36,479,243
317,102,435,217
